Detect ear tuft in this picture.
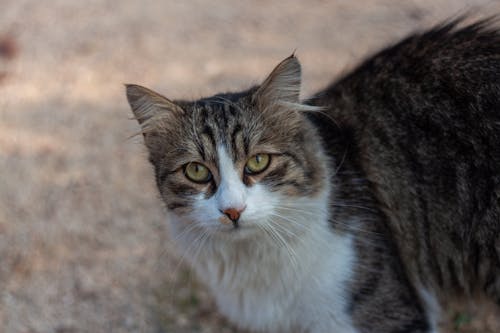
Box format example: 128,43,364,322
254,54,302,106
125,84,183,129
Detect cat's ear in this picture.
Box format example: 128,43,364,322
125,84,184,133
254,54,302,106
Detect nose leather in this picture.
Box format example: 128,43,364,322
223,208,241,222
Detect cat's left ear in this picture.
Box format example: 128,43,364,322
125,84,184,133
254,54,302,107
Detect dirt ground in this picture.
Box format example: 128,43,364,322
1,1,499,332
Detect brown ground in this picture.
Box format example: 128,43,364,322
1,1,499,332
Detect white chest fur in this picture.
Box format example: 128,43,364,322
169,207,358,333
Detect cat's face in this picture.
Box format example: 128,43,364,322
127,56,328,243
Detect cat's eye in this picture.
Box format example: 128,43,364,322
245,154,271,174
184,162,212,183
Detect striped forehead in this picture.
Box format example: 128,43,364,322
194,101,248,162
199,100,238,130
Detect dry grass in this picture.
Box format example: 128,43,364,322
0,1,499,332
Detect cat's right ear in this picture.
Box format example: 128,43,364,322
125,84,184,134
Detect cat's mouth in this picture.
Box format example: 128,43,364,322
218,215,253,232
216,219,259,237
222,223,250,232
218,215,239,228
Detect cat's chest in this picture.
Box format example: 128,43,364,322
197,226,358,333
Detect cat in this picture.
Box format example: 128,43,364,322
126,18,500,333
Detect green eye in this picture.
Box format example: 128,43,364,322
184,162,212,183
245,154,270,174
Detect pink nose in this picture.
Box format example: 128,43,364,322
223,206,245,222
223,208,241,221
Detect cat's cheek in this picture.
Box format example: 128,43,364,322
189,194,228,229
243,183,279,225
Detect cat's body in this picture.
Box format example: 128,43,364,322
127,19,500,333
308,19,500,332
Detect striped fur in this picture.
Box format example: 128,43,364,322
127,18,500,333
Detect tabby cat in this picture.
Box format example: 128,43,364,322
126,19,500,332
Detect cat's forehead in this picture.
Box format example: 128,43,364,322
190,92,254,121
195,102,253,158
182,92,255,132
193,98,244,123
167,89,303,163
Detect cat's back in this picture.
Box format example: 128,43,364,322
310,18,500,301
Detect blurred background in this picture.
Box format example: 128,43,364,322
1,1,499,332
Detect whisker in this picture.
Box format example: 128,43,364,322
269,206,383,246
334,149,348,176
170,223,202,243
272,205,318,214
267,219,301,240
170,227,211,283
268,211,315,231
257,223,281,248
256,222,300,278
331,203,377,212
263,222,299,273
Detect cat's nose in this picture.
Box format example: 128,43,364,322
221,206,246,227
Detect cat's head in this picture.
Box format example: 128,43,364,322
126,56,329,244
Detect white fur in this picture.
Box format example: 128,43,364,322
417,287,441,333
167,146,358,333
215,146,247,212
